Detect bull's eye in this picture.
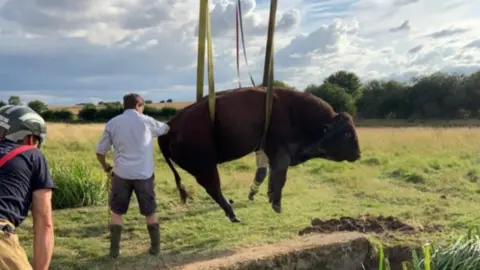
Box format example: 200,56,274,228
345,132,351,138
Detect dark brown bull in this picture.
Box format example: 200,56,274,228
158,86,361,223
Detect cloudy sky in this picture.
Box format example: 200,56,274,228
0,0,479,105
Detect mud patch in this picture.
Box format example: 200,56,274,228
299,213,443,236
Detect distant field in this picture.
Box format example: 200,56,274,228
13,123,480,269
48,101,193,114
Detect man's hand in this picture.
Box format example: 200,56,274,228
103,163,113,173
96,153,112,173
145,115,170,137
32,189,54,270
162,125,170,136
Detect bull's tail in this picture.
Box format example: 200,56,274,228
158,136,189,204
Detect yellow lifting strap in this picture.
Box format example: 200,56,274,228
196,0,216,122
260,0,278,150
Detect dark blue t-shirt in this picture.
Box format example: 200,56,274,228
0,140,56,227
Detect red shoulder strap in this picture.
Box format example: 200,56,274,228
0,145,37,168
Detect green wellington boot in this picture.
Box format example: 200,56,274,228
147,223,160,255
109,224,122,258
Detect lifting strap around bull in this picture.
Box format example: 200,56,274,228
196,0,216,121
235,0,256,88
259,0,278,151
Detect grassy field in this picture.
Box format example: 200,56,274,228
14,123,480,269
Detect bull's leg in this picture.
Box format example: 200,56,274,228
248,150,269,201
248,167,268,200
267,148,290,214
196,167,241,223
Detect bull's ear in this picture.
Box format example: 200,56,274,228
334,112,349,124
331,114,341,124
324,124,332,132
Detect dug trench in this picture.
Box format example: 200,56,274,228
170,213,443,270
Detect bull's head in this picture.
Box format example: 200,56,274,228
291,112,361,165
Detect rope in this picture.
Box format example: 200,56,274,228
236,0,256,87
196,0,207,103
235,3,241,88
262,0,277,88
205,1,215,121
259,0,278,150
196,0,216,122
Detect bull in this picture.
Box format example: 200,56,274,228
158,86,361,223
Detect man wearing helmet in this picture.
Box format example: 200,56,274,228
96,93,169,258
0,105,55,270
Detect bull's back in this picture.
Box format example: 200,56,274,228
166,87,295,164
213,88,268,162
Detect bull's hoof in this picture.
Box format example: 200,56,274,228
229,216,241,223
248,191,255,201
272,204,282,213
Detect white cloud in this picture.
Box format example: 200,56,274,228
0,0,479,104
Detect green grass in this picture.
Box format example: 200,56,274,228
13,124,480,269
375,226,480,270
49,158,106,209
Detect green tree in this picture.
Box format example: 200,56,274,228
356,80,411,119
78,103,98,122
305,82,357,116
459,70,480,117
0,101,6,108
408,72,465,119
96,102,123,121
145,100,153,104
54,110,74,121
8,96,21,105
271,80,296,89
324,70,362,99
28,100,48,114
41,110,75,122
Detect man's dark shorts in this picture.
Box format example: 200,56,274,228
109,173,157,216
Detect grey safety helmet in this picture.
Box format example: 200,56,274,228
0,105,47,147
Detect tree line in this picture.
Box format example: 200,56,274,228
1,68,480,122
303,69,480,119
0,98,178,123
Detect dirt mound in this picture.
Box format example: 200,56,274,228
299,213,442,236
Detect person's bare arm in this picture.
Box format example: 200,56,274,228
31,189,54,270
96,153,112,173
96,125,113,172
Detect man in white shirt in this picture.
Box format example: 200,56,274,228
95,93,170,258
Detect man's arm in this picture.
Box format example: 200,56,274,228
31,151,56,270
31,189,54,270
145,115,170,137
96,153,112,173
96,125,113,172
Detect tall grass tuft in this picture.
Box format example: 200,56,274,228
381,226,480,270
427,226,480,270
50,158,106,209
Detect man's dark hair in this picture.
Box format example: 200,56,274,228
123,93,144,109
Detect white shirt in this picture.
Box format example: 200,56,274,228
96,109,169,180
